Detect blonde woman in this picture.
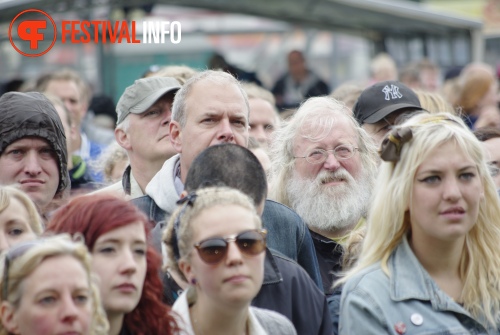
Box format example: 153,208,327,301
164,187,296,335
0,234,108,335
0,186,42,252
339,113,500,334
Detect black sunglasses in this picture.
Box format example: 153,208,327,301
193,229,267,264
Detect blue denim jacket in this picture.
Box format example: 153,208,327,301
339,236,498,335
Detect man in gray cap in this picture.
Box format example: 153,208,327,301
0,92,69,213
95,76,181,198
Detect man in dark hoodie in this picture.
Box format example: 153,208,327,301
0,92,69,213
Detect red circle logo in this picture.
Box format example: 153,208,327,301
9,9,57,57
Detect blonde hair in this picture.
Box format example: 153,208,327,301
0,234,109,335
92,142,129,183
0,187,43,235
269,96,378,207
341,112,500,327
163,187,261,281
415,90,457,115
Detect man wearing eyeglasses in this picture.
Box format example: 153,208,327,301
269,96,378,295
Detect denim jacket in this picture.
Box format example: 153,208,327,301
339,236,498,335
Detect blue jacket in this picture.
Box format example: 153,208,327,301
339,236,499,335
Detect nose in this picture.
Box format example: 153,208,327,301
0,233,9,253
251,126,267,144
119,249,138,275
24,151,42,176
323,151,341,171
443,177,462,202
217,119,235,143
225,241,244,266
161,109,172,127
60,294,79,324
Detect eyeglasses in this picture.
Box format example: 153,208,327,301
193,229,267,264
294,144,359,165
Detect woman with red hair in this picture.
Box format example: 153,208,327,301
46,194,179,335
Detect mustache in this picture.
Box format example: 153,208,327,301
314,169,353,185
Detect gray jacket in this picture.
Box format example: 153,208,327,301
340,236,498,335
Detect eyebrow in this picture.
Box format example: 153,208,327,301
417,165,477,175
95,238,146,245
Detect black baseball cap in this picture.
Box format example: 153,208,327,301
353,81,423,125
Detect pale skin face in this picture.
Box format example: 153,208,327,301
0,137,60,210
91,222,147,315
293,117,362,183
170,80,249,181
0,255,92,335
44,80,86,128
482,137,500,189
248,98,278,149
0,197,37,253
116,93,176,165
410,141,483,245
179,205,265,309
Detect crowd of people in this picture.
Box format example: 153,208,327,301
0,49,499,334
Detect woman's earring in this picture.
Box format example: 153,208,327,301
191,278,197,285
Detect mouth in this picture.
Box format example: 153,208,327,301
115,283,137,293
223,275,250,284
19,179,44,186
440,207,466,215
321,177,345,185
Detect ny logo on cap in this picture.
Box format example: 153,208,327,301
382,84,403,101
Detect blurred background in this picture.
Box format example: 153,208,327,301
0,0,498,102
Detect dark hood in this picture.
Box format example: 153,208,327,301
0,92,69,195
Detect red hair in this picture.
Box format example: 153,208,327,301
46,194,179,335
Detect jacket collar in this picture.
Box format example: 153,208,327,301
389,236,467,315
262,248,282,285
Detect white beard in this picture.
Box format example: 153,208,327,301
286,168,373,235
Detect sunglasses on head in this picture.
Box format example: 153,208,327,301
193,229,267,264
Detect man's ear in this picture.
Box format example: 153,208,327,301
1,301,19,334
170,121,183,154
115,127,131,150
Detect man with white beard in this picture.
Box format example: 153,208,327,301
269,96,378,294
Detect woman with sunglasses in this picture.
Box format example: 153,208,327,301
0,186,43,253
46,194,179,335
0,234,109,335
164,187,296,335
339,113,500,334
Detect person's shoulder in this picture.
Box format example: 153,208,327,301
263,199,302,221
91,181,126,197
342,263,388,295
251,307,297,335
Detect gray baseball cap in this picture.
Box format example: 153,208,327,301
116,77,181,125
